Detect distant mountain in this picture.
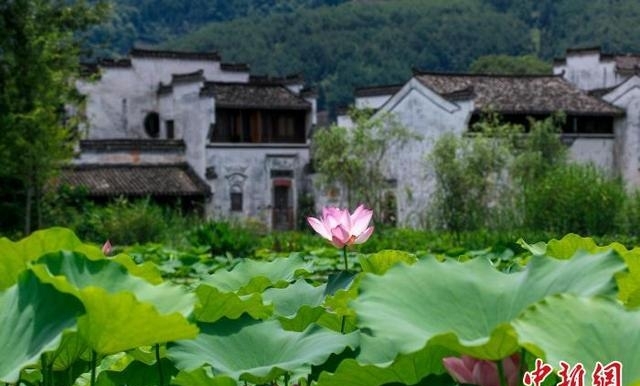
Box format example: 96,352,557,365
84,0,349,57
86,0,640,112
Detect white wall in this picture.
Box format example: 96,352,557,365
554,51,618,91
206,144,310,227
376,78,472,227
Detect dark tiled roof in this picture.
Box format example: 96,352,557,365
172,69,205,83
201,82,311,110
354,84,403,97
58,163,211,197
221,62,250,72
414,71,623,116
615,55,640,75
249,74,304,85
80,139,186,152
130,48,221,61
98,58,132,68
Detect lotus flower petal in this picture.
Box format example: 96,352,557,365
443,357,475,384
307,217,332,240
308,205,374,248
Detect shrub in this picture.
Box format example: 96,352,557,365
523,163,626,235
187,220,257,257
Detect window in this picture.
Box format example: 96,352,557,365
144,112,160,138
230,185,243,211
165,120,175,139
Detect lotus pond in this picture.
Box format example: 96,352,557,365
1,227,639,386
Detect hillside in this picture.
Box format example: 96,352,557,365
88,0,640,112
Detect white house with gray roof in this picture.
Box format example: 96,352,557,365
66,48,317,230
339,63,626,227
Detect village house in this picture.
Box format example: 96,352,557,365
339,47,639,227
61,48,318,230
65,46,640,229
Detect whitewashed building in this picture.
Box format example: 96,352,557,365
339,60,627,227
62,48,317,230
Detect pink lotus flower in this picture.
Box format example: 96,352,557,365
443,354,520,386
101,240,112,256
307,204,374,248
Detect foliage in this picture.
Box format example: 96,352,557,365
428,117,518,234
160,0,532,110
523,163,626,235
3,228,640,385
312,108,418,218
0,0,108,234
42,195,202,246
187,220,258,258
468,54,552,74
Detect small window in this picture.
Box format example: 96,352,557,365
230,185,243,212
166,120,175,139
230,192,243,211
144,112,160,138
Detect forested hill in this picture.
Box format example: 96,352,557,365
88,0,640,112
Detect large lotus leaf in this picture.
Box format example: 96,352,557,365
263,280,326,317
95,358,178,386
168,316,359,384
0,228,102,289
358,250,417,275
353,251,624,364
48,332,91,371
262,280,327,331
171,368,237,386
77,287,198,354
520,234,640,308
33,251,194,315
0,271,85,383
194,284,272,322
203,255,312,294
0,238,25,290
316,344,455,386
513,294,640,384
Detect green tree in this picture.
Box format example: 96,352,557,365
311,108,417,219
468,54,552,74
428,117,519,234
0,0,108,235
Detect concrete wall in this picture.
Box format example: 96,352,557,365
564,135,615,171
376,78,472,227
206,144,310,227
603,77,640,187
553,51,619,91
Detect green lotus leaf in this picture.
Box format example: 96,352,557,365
203,255,312,294
77,287,198,354
353,251,624,364
95,358,177,386
263,280,326,317
171,368,237,386
33,251,194,315
358,250,417,275
168,316,359,384
316,344,455,386
262,280,328,331
0,237,24,290
48,332,91,371
525,234,640,308
0,271,85,383
514,294,640,385
0,228,103,289
194,284,272,322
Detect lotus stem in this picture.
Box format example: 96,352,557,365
90,351,97,386
156,343,164,386
342,246,348,271
497,358,507,386
283,373,290,386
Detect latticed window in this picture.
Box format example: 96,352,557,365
230,185,243,211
